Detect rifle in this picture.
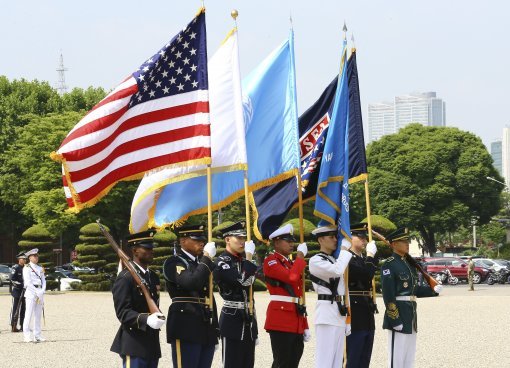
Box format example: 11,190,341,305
12,288,25,330
371,229,439,289
96,220,164,317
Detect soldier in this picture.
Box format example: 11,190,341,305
163,224,219,368
111,230,164,368
381,228,443,368
213,221,258,368
308,224,352,368
22,248,46,343
345,223,378,368
467,257,475,291
10,252,27,332
263,223,309,368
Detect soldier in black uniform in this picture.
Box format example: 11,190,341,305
345,223,378,368
213,221,258,368
111,230,164,368
10,252,27,332
163,224,219,368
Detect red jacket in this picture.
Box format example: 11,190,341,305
263,252,309,334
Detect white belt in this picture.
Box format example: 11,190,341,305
270,295,299,303
396,296,416,302
223,300,249,309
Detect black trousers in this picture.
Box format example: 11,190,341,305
346,329,375,368
221,336,255,368
11,295,25,328
269,331,304,368
170,339,215,368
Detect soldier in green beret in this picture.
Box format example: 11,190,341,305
381,228,442,368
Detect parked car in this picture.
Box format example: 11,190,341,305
61,263,95,274
423,257,489,284
46,271,82,291
474,259,506,272
491,259,510,271
0,264,11,286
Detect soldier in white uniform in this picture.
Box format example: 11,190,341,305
309,225,353,368
22,248,46,343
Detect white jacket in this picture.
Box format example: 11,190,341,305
23,262,46,300
309,250,352,326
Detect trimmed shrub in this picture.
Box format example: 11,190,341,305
283,218,316,240
253,279,267,292
18,224,57,268
73,223,116,290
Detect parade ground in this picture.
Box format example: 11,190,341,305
1,285,509,368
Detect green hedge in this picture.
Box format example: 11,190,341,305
18,240,55,247
153,246,173,257
80,223,109,236
21,224,54,240
283,218,316,239
153,230,177,245
253,279,267,292
18,224,56,269
78,235,109,243
75,244,111,255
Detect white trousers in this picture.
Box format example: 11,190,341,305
315,324,345,368
387,330,417,368
23,295,43,340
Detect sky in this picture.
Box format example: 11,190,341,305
1,0,509,148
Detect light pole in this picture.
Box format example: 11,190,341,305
486,176,508,190
471,216,479,247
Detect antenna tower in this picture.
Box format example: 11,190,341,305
56,53,68,94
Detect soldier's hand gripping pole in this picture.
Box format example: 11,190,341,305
96,220,164,318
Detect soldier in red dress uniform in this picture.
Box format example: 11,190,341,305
263,223,310,368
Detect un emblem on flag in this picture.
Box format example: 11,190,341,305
242,96,254,126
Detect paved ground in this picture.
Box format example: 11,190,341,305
1,284,509,367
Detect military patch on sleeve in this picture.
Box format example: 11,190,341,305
386,302,400,319
383,269,391,276
268,260,277,267
176,265,185,275
218,261,230,270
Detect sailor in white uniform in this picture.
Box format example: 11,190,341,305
22,248,46,343
308,225,352,368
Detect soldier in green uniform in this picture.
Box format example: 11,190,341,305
381,228,442,368
467,257,475,291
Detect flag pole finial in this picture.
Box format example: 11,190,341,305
343,21,348,40
231,9,238,20
351,34,356,50
289,12,293,29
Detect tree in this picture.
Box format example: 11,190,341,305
367,124,503,254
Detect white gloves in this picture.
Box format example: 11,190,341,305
204,242,216,258
297,242,308,257
345,324,352,336
394,324,403,331
434,284,443,294
215,344,219,352
244,240,256,256
36,289,44,299
147,312,165,330
303,329,312,342
366,240,377,256
341,238,352,250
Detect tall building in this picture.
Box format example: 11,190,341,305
502,128,510,186
368,91,446,142
368,102,394,143
491,140,502,176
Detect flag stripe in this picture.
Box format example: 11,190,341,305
59,90,208,153
61,101,209,163
76,147,209,203
68,124,210,181
70,136,211,193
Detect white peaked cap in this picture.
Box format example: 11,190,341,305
25,248,39,257
269,223,294,240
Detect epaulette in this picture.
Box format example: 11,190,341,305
384,256,395,263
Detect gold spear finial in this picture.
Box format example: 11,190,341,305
343,21,348,40
231,9,238,20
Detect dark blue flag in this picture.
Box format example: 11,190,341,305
251,50,368,241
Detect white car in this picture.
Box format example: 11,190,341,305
475,259,505,272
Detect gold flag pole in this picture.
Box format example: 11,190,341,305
297,171,306,306
364,179,378,309
206,165,214,314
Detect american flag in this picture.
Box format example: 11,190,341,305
54,9,210,211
